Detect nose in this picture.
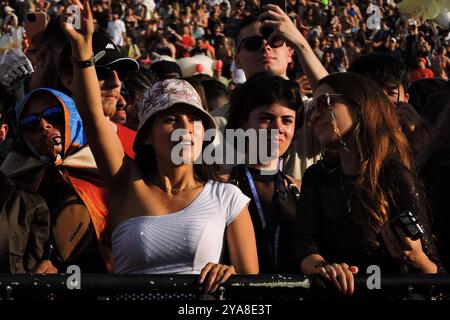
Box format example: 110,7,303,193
308,106,321,126
177,116,194,132
262,39,272,51
104,70,121,88
270,118,284,133
39,117,53,131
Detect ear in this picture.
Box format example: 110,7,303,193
404,93,409,103
60,72,74,92
0,124,9,143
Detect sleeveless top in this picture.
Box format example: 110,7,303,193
111,181,250,274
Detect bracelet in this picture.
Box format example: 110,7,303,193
72,54,95,69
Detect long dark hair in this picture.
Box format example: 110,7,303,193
318,72,414,248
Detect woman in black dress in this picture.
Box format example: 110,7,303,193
294,72,444,295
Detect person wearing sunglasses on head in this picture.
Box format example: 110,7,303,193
1,88,112,274
294,72,444,296
57,31,140,159
211,5,328,180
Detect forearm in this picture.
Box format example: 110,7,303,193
71,48,105,124
291,37,328,90
416,252,438,274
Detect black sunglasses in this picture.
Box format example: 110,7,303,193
19,106,64,133
237,35,284,53
95,66,128,81
306,93,357,123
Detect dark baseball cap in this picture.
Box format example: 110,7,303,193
59,32,139,74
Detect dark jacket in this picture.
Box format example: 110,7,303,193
0,171,50,273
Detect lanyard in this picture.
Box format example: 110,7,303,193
244,166,281,269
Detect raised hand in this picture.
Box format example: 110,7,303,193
60,0,94,60
259,4,304,48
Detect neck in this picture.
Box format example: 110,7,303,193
154,162,198,189
250,158,280,172
338,141,359,176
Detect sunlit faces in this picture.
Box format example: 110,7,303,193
236,21,293,79
242,103,296,160
20,93,65,159
143,104,205,166
308,84,359,150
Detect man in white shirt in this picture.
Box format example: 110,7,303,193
107,14,126,47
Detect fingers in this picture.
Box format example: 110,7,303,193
199,263,235,293
342,263,355,295
261,4,286,16
394,225,416,250
199,262,214,285
84,0,93,19
331,263,347,293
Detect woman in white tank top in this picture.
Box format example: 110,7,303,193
62,1,258,294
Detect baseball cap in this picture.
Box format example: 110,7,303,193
133,79,216,152
150,60,183,80
59,32,139,75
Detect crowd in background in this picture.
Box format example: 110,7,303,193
0,0,450,298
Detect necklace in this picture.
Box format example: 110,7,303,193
340,173,356,214
151,180,205,193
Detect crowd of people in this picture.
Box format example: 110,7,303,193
0,0,450,298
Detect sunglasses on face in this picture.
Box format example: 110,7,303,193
306,93,352,123
237,35,284,53
19,106,64,133
95,66,128,81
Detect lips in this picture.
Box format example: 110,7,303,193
103,93,119,99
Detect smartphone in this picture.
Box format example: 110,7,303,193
392,211,424,241
260,0,287,38
260,0,286,12
24,12,48,44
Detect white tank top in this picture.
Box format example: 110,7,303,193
111,181,250,274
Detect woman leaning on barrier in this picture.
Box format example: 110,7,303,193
61,0,258,294
225,73,302,274
294,72,445,296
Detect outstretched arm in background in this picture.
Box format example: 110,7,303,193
259,4,328,89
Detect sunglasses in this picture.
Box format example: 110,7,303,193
306,93,356,123
237,35,284,53
95,66,128,81
19,106,64,133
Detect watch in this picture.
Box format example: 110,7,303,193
71,54,95,68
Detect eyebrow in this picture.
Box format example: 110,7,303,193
258,112,295,118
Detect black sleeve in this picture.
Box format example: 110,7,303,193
388,162,445,273
293,164,321,267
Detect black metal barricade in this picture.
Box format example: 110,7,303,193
0,274,449,300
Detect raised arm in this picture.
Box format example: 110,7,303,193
259,4,328,89
61,0,126,185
